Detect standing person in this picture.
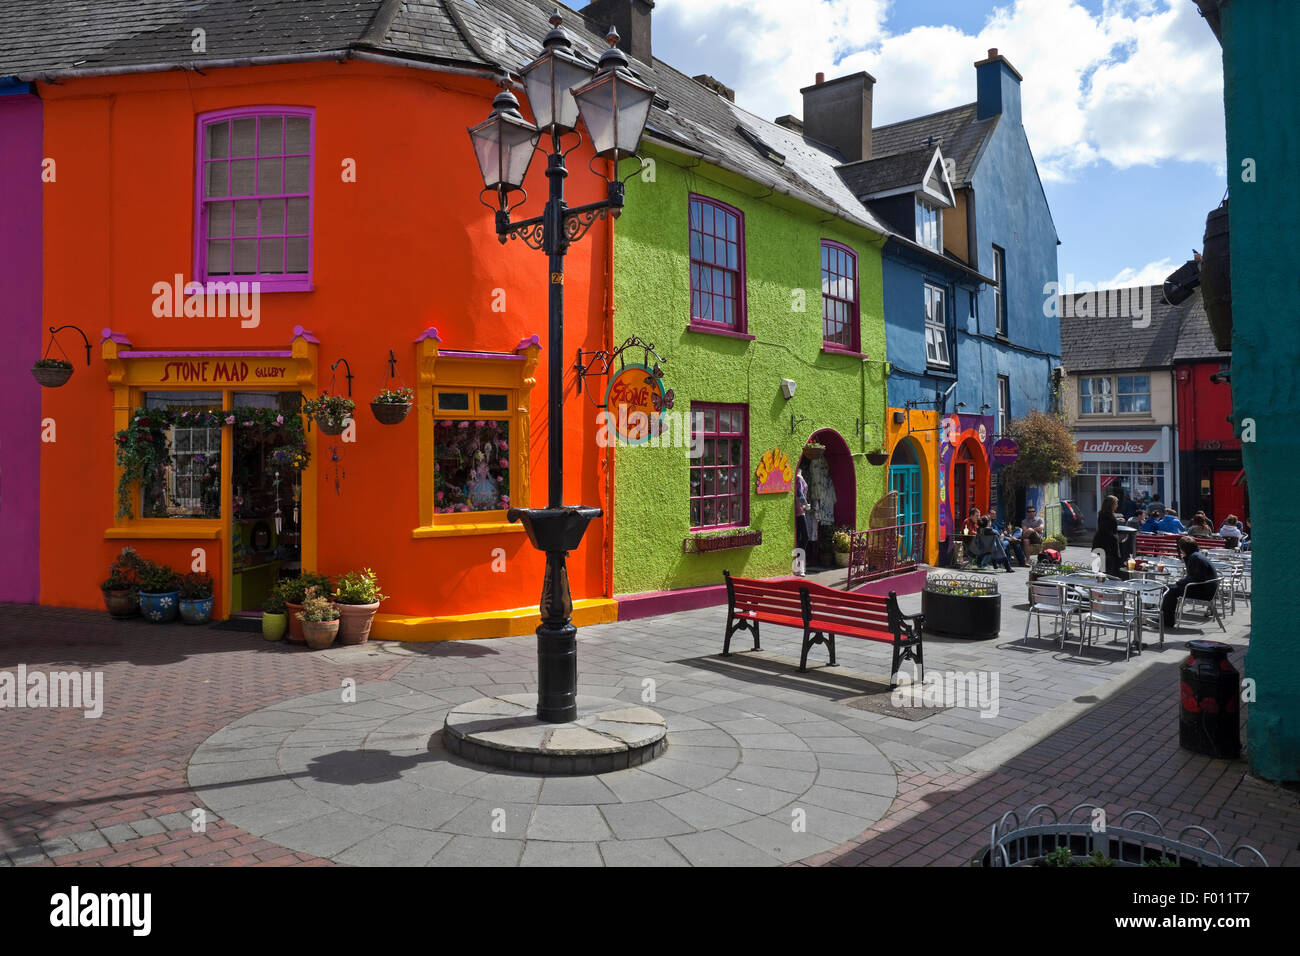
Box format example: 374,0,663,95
1092,494,1122,577
1020,505,1044,546
988,507,1027,566
793,468,810,575
1162,536,1219,627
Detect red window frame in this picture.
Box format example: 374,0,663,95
821,239,860,352
688,195,747,334
689,402,749,530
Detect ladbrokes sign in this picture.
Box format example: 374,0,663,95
1076,438,1156,455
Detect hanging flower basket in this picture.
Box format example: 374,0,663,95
803,442,826,460
31,359,73,388
304,394,355,436
866,450,889,466
371,386,414,425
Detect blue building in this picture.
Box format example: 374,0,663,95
805,50,1060,562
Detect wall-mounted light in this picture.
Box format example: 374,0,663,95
780,378,797,400
892,410,906,425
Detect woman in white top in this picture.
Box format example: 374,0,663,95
1217,514,1244,548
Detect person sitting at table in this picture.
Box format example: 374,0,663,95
962,506,981,536
1092,494,1122,577
1133,508,1147,530
1141,507,1163,533
1162,536,1218,627
1156,509,1187,534
1188,511,1214,534
987,507,1027,566
1020,506,1044,546
973,516,1013,572
1217,514,1243,549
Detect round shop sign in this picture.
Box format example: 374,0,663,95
978,423,987,443
605,363,667,445
992,437,1019,466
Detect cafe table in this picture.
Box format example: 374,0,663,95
1037,574,1168,651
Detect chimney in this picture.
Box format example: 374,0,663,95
799,71,874,162
582,0,655,64
774,114,803,133
692,74,734,102
974,47,1023,123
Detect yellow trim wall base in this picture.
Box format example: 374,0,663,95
370,597,618,642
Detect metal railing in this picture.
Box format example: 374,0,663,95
847,522,927,589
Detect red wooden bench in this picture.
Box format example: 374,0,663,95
1136,534,1182,557
722,571,924,686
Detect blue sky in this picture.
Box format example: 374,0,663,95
646,0,1227,287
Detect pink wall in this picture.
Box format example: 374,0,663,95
0,92,42,603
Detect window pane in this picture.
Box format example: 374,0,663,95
232,239,257,274
437,392,471,411
206,121,229,159
435,419,510,513
231,118,257,157
205,162,228,198
258,116,283,156
140,392,222,519
257,157,283,195
284,156,310,193
207,240,231,274
230,159,255,196
286,116,310,153
286,238,309,274
207,202,232,238
286,198,310,234
479,393,509,412
259,238,284,274
233,200,259,237
261,198,285,235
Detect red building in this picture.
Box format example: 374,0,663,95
1174,294,1245,524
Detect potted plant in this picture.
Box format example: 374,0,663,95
1045,532,1069,551
280,572,331,644
296,587,340,649
137,561,181,623
101,547,146,618
178,571,215,625
921,571,1001,640
332,568,388,644
303,393,355,436
832,528,853,567
31,357,74,388
370,386,414,426
262,589,288,642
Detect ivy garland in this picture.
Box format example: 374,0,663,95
113,406,309,519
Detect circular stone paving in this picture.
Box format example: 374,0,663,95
188,673,898,867
443,694,667,774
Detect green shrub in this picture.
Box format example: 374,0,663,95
138,561,180,593
333,568,388,605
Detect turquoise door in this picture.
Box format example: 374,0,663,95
890,464,921,555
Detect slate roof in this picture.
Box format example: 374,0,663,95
837,146,935,198
870,103,997,188
1171,289,1228,362
0,0,891,236
1059,285,1198,372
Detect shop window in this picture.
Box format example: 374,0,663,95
688,195,746,333
434,402,511,514
821,240,859,351
141,392,223,518
196,107,314,292
689,403,748,529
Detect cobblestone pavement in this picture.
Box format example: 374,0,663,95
2,557,1296,866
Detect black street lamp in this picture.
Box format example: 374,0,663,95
467,12,655,724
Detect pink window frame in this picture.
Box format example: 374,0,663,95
687,194,748,335
193,106,315,293
689,402,750,531
820,239,860,354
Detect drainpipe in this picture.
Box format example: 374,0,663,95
603,159,616,601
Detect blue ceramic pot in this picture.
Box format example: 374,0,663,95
138,590,180,623
179,596,214,625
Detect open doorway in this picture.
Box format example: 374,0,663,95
796,428,856,569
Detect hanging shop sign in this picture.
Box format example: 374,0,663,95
991,438,1019,466
604,363,669,444
755,448,793,494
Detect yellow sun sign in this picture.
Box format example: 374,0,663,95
755,448,793,494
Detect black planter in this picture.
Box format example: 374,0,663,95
922,588,1001,640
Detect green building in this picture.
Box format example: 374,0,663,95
1195,0,1299,781
604,66,892,604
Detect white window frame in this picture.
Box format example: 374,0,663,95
924,283,949,367
992,245,1006,336
1117,375,1151,414
997,375,1010,437
1079,376,1114,415
916,196,942,252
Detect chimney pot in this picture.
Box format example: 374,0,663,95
816,72,825,84
988,47,998,58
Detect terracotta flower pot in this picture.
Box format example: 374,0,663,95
102,588,139,619
284,602,306,643
336,602,380,645
262,612,287,641
302,619,339,650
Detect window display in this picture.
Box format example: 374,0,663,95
435,419,510,513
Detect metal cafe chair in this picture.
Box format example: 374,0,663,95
1080,588,1139,660
1134,582,1168,650
1024,581,1082,649
1174,577,1227,633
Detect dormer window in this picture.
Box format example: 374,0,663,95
916,196,942,252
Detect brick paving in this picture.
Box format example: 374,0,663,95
2,554,1297,866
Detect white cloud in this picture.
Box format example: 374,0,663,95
651,0,1224,182
1097,257,1179,287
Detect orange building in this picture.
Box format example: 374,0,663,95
18,12,623,638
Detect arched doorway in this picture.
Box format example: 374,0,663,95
796,428,856,568
950,436,990,527
889,437,923,554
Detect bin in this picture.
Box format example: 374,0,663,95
1179,640,1240,758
